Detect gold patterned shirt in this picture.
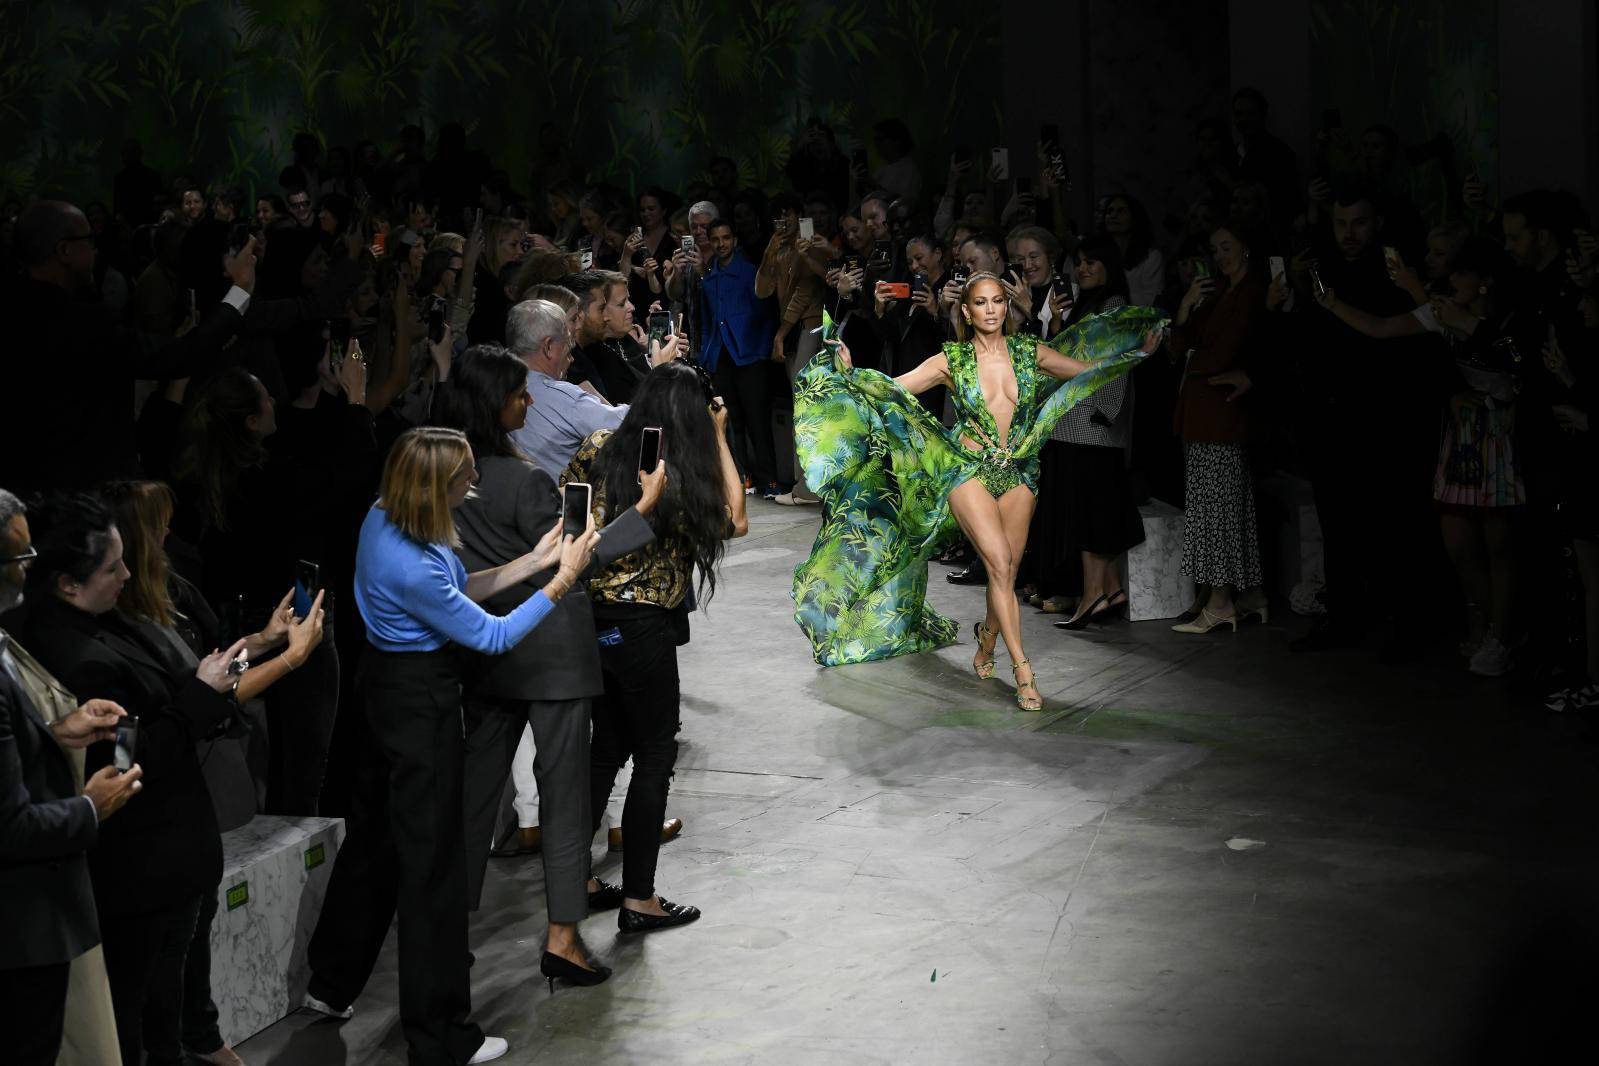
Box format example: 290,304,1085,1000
563,430,692,609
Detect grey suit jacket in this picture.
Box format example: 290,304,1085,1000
453,453,654,701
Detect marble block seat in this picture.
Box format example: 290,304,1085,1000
209,815,345,1045
1125,498,1193,621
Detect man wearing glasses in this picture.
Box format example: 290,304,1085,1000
0,200,257,494
285,187,315,229
0,487,143,1065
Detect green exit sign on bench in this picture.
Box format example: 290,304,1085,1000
304,843,326,871
225,881,249,911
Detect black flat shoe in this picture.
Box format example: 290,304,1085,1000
587,879,624,912
540,951,611,993
617,897,701,935
1055,593,1109,630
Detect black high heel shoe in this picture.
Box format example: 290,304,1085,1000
1055,593,1109,631
541,951,611,993
1093,590,1129,623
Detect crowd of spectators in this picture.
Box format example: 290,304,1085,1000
2,91,1597,1063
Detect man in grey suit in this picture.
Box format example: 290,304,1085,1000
450,369,663,978
0,488,143,1064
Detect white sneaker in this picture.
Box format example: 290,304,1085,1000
300,992,354,1020
1468,636,1511,677
469,1037,509,1063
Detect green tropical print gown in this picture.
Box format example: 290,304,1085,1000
790,305,1168,666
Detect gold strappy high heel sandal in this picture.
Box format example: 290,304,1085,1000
1012,659,1042,711
972,621,998,679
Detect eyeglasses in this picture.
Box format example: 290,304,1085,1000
1,546,37,566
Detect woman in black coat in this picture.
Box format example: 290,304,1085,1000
21,492,247,1066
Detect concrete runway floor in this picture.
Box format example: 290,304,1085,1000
240,500,1599,1065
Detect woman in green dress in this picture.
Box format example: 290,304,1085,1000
792,273,1165,708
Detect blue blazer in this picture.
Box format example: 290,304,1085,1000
697,250,774,372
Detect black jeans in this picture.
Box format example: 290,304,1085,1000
714,356,776,490
179,877,224,1055
101,893,204,1066
589,609,682,901
264,636,340,815
306,648,482,1066
0,960,70,1065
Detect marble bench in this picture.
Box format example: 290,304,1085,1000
209,815,345,1045
1125,498,1193,621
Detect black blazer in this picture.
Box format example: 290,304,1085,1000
0,642,99,968
453,454,655,701
22,597,233,917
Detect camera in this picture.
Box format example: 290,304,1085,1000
427,295,447,344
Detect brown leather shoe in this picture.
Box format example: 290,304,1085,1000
607,818,684,853
490,826,541,857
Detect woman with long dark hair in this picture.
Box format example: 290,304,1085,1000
566,360,748,933
21,492,250,1066
435,345,662,987
1100,194,1166,307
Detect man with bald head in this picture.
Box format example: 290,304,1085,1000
0,200,258,494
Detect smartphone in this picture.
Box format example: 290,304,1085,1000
328,317,352,373
371,230,387,256
427,294,447,343
680,234,697,254
229,221,253,254
633,225,644,242
798,217,815,241
473,207,483,234
646,310,674,351
881,281,911,299
113,716,139,772
951,263,969,286
579,249,594,270
843,254,862,275
851,147,869,174
910,272,927,294
990,147,1010,181
869,240,892,270
1193,259,1213,280
292,559,320,619
638,426,663,482
1382,245,1401,272
1269,256,1287,284
1040,123,1062,153
561,482,591,539
1308,264,1327,296
520,233,533,254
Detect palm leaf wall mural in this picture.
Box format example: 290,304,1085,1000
0,0,1001,206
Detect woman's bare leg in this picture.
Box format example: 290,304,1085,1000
949,481,1024,674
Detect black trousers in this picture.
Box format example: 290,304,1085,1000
590,610,682,901
264,636,340,815
714,356,776,490
179,876,224,1055
0,960,70,1065
461,695,592,922
101,892,204,1066
306,648,482,1066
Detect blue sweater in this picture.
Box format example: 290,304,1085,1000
354,505,554,654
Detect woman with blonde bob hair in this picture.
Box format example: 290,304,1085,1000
795,276,1166,709
303,425,598,1066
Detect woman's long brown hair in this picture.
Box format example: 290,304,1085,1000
103,480,177,627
